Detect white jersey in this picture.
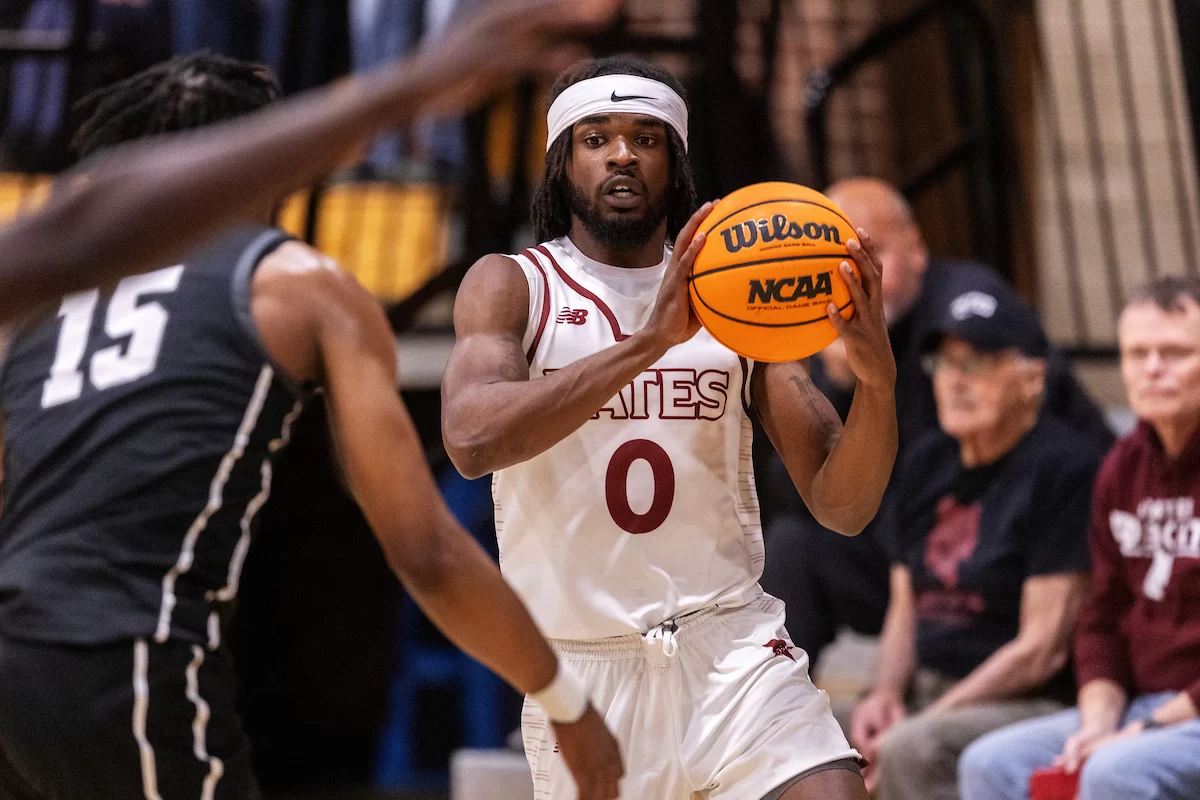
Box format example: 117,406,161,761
493,236,764,640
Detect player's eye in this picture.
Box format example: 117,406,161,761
584,135,605,148
635,135,656,147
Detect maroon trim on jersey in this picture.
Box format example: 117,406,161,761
520,249,552,364
535,244,630,342
738,356,753,415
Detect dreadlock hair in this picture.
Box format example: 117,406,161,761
531,55,698,244
71,50,280,160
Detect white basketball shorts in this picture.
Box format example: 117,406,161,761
521,594,861,800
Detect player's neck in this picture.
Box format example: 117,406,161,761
568,220,668,269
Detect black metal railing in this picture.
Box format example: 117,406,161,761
804,0,1011,282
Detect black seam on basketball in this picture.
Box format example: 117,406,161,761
691,280,853,328
690,252,847,281
699,198,857,237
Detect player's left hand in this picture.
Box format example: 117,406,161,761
825,227,896,390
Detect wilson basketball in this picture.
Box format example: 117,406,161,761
689,182,858,362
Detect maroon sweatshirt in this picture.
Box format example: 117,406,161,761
1075,420,1200,708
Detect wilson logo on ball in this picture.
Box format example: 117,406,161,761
719,214,843,254
747,271,834,304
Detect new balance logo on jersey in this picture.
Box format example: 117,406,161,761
556,307,589,325
765,639,795,661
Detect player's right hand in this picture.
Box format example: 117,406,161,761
642,201,715,355
552,704,624,800
410,0,620,117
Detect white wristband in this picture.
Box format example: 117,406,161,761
531,661,588,724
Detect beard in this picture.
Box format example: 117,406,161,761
565,176,670,252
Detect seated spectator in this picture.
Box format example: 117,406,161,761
849,289,1103,800
759,178,1112,669
959,277,1200,800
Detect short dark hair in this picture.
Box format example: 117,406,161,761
531,55,698,243
71,50,280,159
1126,275,1200,312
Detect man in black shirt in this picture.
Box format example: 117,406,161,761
0,39,623,800
848,288,1101,800
759,178,1112,667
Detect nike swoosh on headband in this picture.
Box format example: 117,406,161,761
611,91,655,102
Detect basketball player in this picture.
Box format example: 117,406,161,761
0,41,623,800
0,0,615,326
441,57,898,800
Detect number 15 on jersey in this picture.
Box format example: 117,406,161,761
41,265,184,408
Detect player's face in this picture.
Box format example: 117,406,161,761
932,337,1044,440
566,113,672,250
1120,299,1200,426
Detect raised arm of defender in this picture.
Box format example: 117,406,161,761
251,243,622,800
441,202,713,478
0,0,617,326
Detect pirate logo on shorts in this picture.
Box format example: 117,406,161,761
764,639,795,661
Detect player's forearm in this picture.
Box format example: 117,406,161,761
386,513,560,696
809,381,897,535
444,330,665,478
0,61,435,323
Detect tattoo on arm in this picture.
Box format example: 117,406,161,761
789,374,840,447
493,343,525,383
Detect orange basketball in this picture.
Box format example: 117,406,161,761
689,182,858,362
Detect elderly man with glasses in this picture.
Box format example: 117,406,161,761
848,289,1104,800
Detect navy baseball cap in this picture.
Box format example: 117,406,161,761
922,289,1050,358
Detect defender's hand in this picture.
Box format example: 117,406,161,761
826,228,896,390
411,0,619,117
552,705,624,800
641,201,715,355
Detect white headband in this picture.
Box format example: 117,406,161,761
546,75,689,152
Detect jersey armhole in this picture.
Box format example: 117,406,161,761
738,356,757,417
230,229,312,398
509,250,548,362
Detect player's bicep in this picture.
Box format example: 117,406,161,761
751,359,843,498
442,254,532,398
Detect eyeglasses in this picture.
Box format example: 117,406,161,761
921,351,1003,376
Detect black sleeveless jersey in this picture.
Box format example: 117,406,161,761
0,224,304,647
